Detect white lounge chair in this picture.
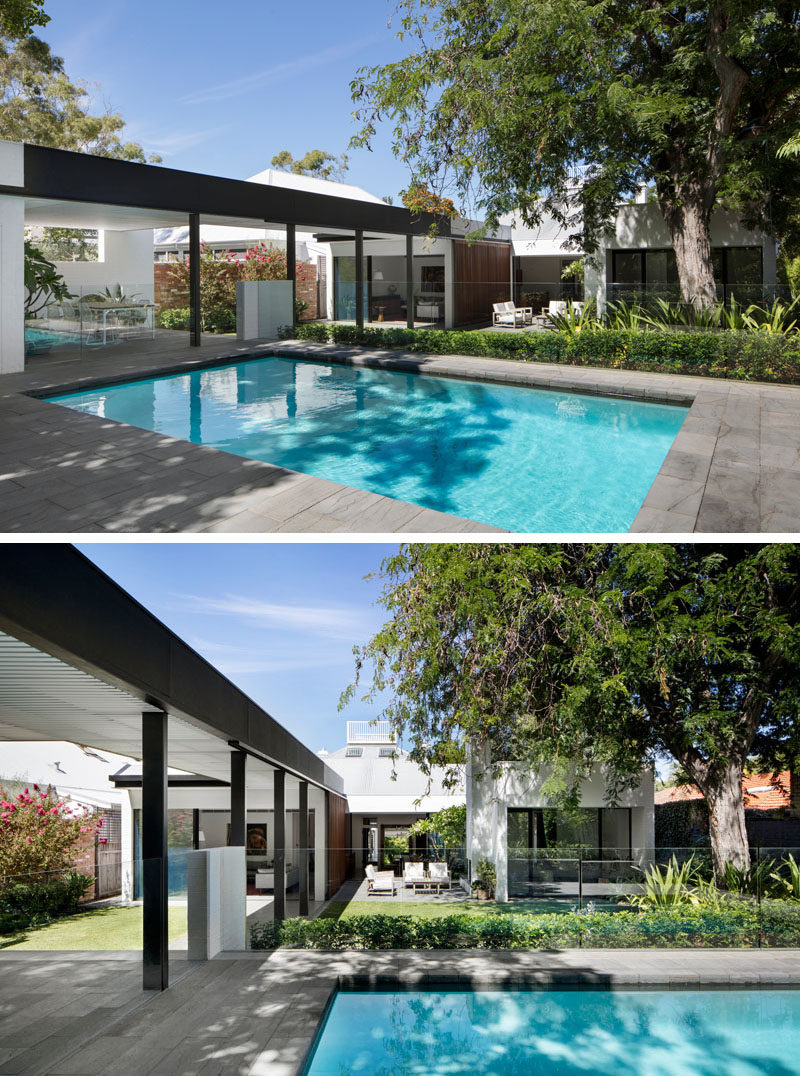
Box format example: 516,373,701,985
492,301,532,327
365,864,396,896
428,862,452,889
403,862,427,890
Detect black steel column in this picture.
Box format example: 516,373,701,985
273,768,286,922
230,750,246,847
324,790,330,900
189,211,201,347
286,222,297,330
406,234,414,328
192,808,200,850
355,229,364,328
298,780,309,916
142,710,168,991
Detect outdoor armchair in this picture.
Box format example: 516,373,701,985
366,865,396,895
428,862,452,888
403,862,427,889
492,301,532,327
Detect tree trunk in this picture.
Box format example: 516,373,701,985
704,761,750,876
661,193,718,312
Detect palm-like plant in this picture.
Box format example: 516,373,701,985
628,855,700,908
549,300,601,339
769,854,800,899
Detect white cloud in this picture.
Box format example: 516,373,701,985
186,635,352,675
179,37,379,106
172,592,369,638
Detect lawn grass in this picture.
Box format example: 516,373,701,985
0,905,188,950
319,899,567,920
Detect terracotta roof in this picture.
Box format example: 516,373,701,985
654,772,791,809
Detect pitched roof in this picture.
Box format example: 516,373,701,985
654,771,791,810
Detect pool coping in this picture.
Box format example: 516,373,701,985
2,337,799,532
214,947,800,1075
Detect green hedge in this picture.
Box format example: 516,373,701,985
156,306,236,334
283,323,800,385
249,902,800,951
0,871,93,934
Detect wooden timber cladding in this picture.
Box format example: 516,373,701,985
453,239,512,327
327,792,348,898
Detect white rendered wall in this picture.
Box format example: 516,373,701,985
0,141,26,375
186,846,246,959
468,748,655,901
237,280,293,340
120,789,135,902
55,230,155,301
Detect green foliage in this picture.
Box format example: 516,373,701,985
270,148,349,181
27,227,98,263
23,240,71,316
203,305,236,334
407,805,466,850
0,0,49,39
287,321,800,384
628,856,701,909
342,544,800,875
472,858,497,897
82,284,144,305
157,307,191,331
0,35,160,161
770,854,800,900
350,0,800,307
654,802,709,847
250,902,800,951
721,856,779,897
0,871,91,934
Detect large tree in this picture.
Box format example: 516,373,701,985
0,0,49,40
343,543,800,875
0,35,159,161
350,0,800,310
270,148,349,182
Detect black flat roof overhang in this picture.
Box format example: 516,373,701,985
0,545,344,795
7,144,450,238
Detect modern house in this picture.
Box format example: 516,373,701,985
467,743,655,902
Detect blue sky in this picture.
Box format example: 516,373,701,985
39,0,415,201
77,542,398,752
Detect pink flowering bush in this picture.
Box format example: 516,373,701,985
162,242,310,332
0,784,103,884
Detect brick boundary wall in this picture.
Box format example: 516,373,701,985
153,261,318,321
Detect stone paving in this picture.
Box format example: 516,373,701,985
1,335,798,532
1,947,799,1075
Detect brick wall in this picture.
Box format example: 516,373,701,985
153,261,318,320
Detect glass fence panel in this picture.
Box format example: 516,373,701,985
25,282,158,356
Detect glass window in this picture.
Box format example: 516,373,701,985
612,250,643,284
644,249,679,285
725,247,762,286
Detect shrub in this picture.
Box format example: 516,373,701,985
285,322,800,384
157,307,191,331
0,784,103,881
0,871,93,934
203,304,236,334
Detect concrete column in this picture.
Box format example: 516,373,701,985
298,780,309,916
273,768,286,922
142,710,168,991
584,251,607,318
443,239,455,329
0,194,26,375
313,786,326,903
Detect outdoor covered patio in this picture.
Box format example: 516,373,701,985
0,140,450,376
0,545,347,990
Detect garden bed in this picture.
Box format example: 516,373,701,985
286,323,800,385
250,902,800,951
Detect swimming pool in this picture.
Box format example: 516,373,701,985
47,356,688,532
303,987,800,1075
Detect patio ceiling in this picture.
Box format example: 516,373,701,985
0,547,343,795
0,629,265,786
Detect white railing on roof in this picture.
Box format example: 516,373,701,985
347,720,395,744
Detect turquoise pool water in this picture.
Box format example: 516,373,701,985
303,988,800,1076
48,356,687,532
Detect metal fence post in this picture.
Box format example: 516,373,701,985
757,844,762,950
